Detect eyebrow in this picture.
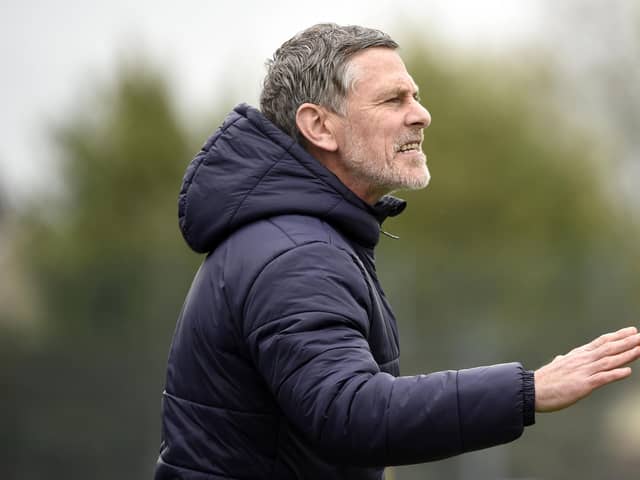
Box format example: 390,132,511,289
375,84,421,101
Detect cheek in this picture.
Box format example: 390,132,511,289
382,130,398,160
365,123,395,150
351,114,396,158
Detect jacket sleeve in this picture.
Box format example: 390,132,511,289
242,241,534,466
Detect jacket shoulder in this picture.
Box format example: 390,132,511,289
222,214,354,261
202,214,363,316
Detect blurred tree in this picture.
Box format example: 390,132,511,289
25,57,198,344
1,56,206,479
0,179,5,221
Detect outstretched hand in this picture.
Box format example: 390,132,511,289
535,326,640,413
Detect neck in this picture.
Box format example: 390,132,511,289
307,146,385,205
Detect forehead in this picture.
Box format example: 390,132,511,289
347,47,418,97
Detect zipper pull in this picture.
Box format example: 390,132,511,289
380,228,400,240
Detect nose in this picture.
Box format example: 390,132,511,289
407,99,431,129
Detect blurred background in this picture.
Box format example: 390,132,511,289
1,0,639,478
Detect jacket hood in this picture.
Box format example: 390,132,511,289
178,104,406,253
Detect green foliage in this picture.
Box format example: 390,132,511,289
2,57,211,478
19,59,201,343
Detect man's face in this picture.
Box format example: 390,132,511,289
334,47,431,202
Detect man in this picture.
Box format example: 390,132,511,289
155,24,640,479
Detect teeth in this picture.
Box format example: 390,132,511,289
398,142,419,152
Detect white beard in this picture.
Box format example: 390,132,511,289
341,129,431,195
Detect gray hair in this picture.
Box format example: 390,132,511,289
259,23,398,143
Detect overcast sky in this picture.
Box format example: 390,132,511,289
1,0,543,201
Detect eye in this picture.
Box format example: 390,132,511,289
385,97,401,104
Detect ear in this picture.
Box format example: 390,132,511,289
295,103,338,152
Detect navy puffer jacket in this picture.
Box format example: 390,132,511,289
155,104,535,479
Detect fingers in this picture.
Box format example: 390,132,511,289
566,328,639,358
586,326,638,351
592,333,640,359
535,327,640,413
589,367,633,390
589,345,640,375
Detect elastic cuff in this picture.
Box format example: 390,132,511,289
523,370,536,426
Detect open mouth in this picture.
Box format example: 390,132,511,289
397,141,421,153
